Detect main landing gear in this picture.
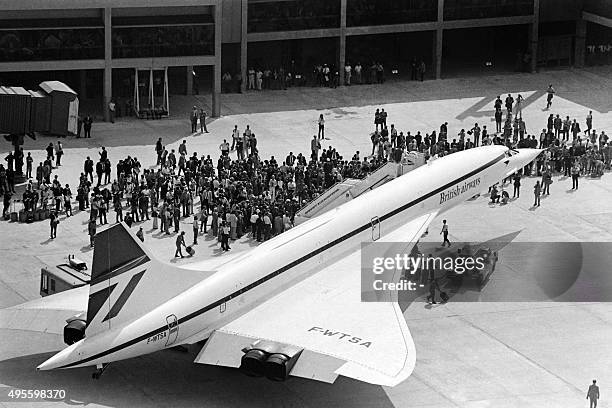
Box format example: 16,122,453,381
92,363,109,379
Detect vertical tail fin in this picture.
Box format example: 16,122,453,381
85,223,209,337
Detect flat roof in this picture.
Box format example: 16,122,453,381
2,0,218,11
40,81,77,95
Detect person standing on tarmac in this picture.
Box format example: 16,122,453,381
199,109,208,133
88,219,96,248
192,215,199,245
533,180,541,207
586,380,600,408
49,211,58,239
513,172,521,198
571,161,580,190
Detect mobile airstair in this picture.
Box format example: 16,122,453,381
294,152,425,225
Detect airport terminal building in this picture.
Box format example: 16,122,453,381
0,0,610,120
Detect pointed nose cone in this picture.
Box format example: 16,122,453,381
37,343,79,371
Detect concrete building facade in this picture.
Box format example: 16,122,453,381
1,0,610,120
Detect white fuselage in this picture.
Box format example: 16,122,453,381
46,145,531,369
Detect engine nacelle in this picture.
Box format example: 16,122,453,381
240,349,267,377
63,318,86,345
264,353,293,381
239,341,303,381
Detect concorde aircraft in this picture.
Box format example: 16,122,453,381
23,145,540,386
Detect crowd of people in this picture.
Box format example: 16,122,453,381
364,87,609,185
223,60,394,93
3,120,391,255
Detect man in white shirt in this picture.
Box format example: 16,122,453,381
344,63,352,85
219,139,230,156
231,125,239,150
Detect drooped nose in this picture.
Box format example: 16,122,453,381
516,148,543,168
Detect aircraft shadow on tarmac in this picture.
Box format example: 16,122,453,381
0,347,395,408
398,230,612,311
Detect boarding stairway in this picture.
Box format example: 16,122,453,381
294,152,425,225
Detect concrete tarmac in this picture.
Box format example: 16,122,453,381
1,68,612,407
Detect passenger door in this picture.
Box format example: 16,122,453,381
165,314,179,347
371,216,380,241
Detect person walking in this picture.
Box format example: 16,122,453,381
546,84,555,109
440,220,451,247
586,380,600,408
533,180,541,206
175,231,186,258
585,110,593,134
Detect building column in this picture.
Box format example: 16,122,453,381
435,0,444,79
574,18,587,68
434,29,443,79
79,69,87,99
338,0,347,85
103,7,112,122
530,0,540,73
212,1,222,117
186,66,193,95
240,0,248,93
